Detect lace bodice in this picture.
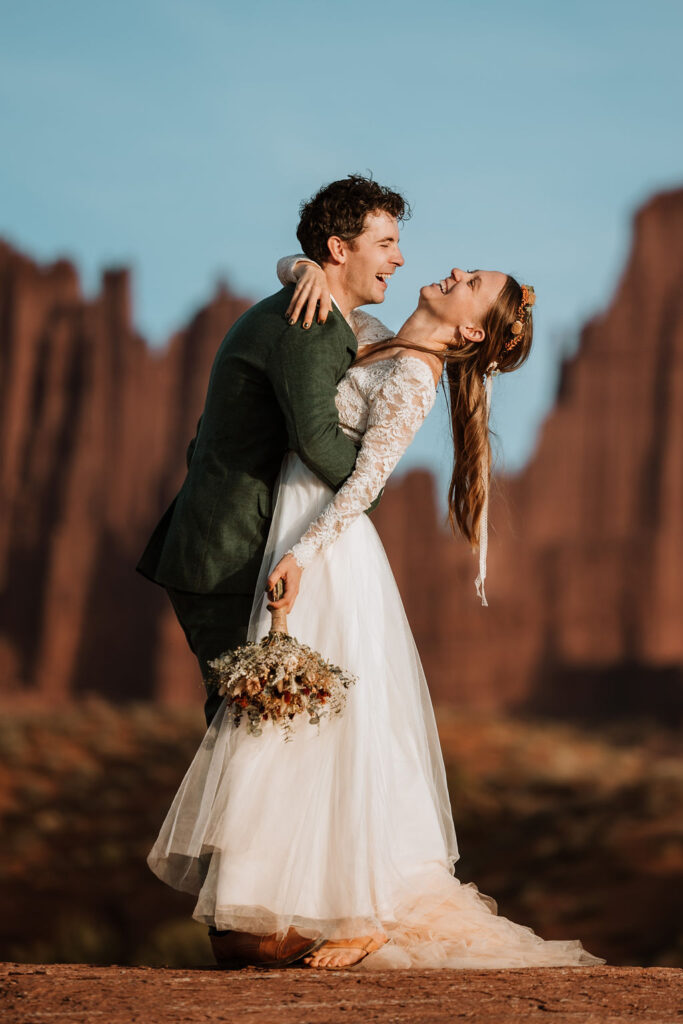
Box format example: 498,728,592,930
289,354,436,568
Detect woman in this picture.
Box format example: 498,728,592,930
147,260,605,970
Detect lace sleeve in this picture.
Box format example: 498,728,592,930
286,358,437,569
277,254,318,285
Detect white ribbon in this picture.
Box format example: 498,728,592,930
474,362,499,606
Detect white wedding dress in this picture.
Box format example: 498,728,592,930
147,299,605,969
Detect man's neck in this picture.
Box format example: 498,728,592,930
323,265,358,320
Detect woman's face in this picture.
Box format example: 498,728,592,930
420,268,507,341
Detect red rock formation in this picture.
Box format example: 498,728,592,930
0,241,249,704
0,189,681,721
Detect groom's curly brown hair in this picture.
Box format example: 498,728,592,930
296,174,410,265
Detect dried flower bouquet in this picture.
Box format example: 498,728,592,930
208,580,356,739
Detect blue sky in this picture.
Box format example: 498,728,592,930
2,0,682,505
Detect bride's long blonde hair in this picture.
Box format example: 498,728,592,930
353,276,533,551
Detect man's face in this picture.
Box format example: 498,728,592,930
340,211,404,306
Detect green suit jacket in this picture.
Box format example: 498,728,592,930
136,286,382,594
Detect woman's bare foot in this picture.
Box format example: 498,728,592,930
302,930,387,969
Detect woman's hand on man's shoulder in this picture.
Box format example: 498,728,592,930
286,262,332,330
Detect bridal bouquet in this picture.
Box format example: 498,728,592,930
208,581,357,739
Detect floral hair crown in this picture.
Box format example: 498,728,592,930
504,284,536,352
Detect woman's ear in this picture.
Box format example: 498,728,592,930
459,324,485,344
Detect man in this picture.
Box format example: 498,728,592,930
137,175,407,967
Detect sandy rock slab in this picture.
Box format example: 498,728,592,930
1,963,681,1024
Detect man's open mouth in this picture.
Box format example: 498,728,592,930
376,273,392,286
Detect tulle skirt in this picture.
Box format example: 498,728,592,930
147,452,605,968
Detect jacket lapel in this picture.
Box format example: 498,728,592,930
330,303,358,363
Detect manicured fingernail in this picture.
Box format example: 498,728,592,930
303,322,310,329
288,318,295,325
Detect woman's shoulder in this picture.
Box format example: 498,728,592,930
363,355,439,414
393,351,442,391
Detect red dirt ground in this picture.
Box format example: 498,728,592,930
1,964,681,1024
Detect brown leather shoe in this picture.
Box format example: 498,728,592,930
210,927,324,968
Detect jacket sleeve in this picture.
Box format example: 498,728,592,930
266,318,361,493
270,276,393,515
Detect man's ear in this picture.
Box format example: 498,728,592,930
326,235,347,265
459,324,485,344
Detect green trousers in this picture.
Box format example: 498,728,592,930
166,587,254,727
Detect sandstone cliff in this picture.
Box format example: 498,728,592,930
0,241,250,704
1,189,681,720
